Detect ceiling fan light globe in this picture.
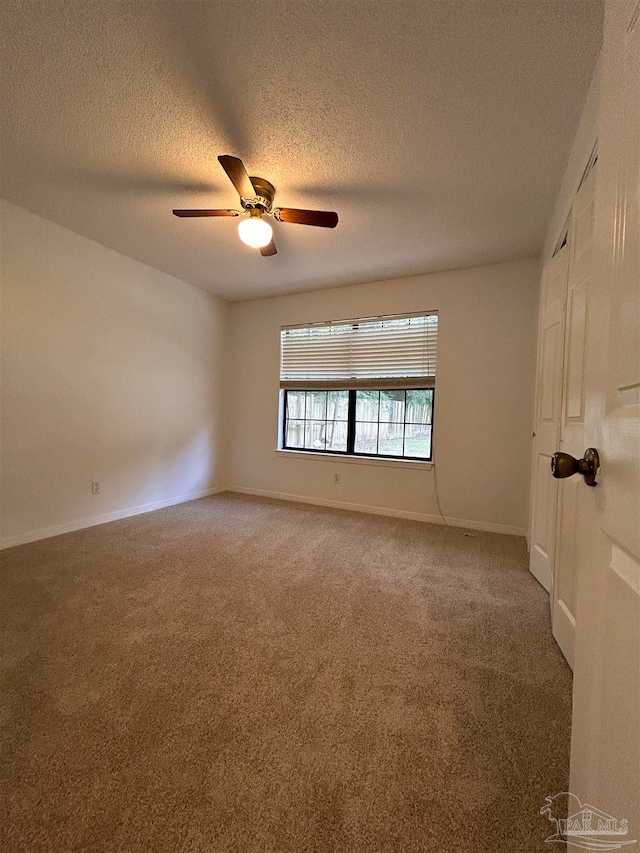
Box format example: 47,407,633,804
238,216,273,249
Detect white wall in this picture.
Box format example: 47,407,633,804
227,258,540,535
0,201,228,547
0,206,541,543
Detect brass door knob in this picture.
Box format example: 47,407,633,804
551,448,600,486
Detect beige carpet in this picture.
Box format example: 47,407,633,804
0,493,572,852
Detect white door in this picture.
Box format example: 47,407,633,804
552,164,597,668
529,247,569,594
568,0,639,839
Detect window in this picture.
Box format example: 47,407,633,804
280,312,438,462
283,388,434,460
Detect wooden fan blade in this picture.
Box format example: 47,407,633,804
173,209,240,217
218,155,257,200
260,238,277,256
273,208,338,228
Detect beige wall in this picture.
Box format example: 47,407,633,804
1,205,541,543
227,258,540,534
1,201,228,547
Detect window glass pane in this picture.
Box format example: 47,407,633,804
404,423,432,458
406,389,433,424
327,390,349,421
286,391,306,419
305,420,326,450
355,421,378,455
306,391,327,420
356,390,379,421
380,390,405,424
325,421,348,452
286,419,305,448
283,387,433,460
378,423,404,456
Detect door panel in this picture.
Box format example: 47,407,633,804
541,323,563,422
529,248,568,593
552,164,596,667
565,279,588,420
530,453,558,588
568,170,596,283
553,477,579,665
597,0,640,559
569,0,639,838
556,480,579,615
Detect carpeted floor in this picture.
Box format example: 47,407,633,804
0,493,572,852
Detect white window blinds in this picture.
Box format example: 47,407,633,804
280,312,438,390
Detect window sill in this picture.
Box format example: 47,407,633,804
275,449,433,470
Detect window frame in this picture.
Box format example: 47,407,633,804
281,388,435,463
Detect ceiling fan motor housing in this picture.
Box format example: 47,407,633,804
241,176,276,213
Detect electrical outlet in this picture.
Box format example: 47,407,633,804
333,473,341,484
91,481,101,495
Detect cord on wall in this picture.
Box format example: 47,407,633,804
432,460,449,526
432,460,475,536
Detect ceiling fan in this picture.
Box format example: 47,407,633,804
172,155,339,256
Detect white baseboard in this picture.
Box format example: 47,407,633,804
226,486,526,537
0,487,227,550
2,485,525,550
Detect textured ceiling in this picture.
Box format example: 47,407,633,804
1,1,602,301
